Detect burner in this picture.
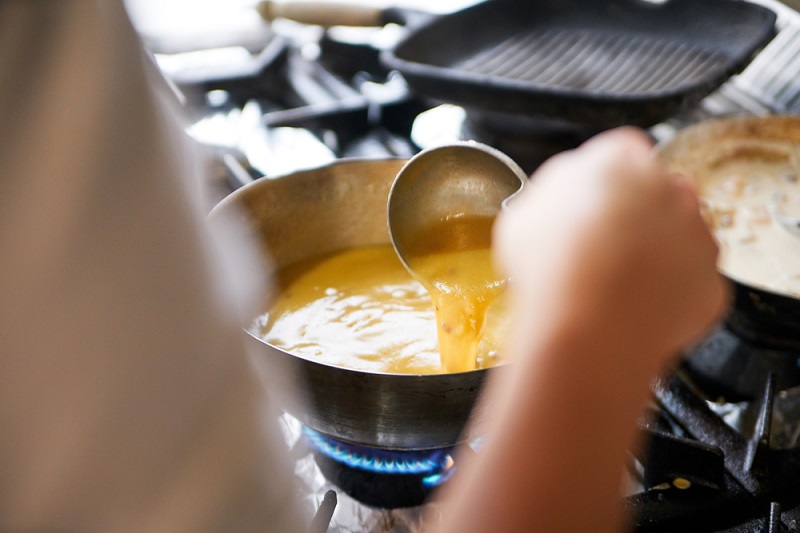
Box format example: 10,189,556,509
461,108,599,173
304,428,456,508
683,327,800,402
629,370,800,532
409,104,598,174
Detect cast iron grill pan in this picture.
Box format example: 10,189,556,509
457,30,726,94
382,0,777,129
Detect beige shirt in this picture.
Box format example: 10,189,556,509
0,1,304,531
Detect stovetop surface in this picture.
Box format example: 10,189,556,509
144,1,800,530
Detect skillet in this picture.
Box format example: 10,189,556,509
381,0,777,128
658,115,800,347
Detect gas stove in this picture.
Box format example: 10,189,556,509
145,0,800,530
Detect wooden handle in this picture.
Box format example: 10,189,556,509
257,1,385,27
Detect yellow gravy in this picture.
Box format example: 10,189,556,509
402,215,505,373
252,238,508,375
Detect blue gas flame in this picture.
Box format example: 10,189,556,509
304,428,452,476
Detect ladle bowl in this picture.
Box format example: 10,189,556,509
387,142,527,278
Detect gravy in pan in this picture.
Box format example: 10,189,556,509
401,215,505,373
251,243,509,375
690,144,800,296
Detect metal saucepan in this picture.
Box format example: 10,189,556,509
208,158,496,450
658,115,800,348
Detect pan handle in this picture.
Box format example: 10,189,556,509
257,1,385,27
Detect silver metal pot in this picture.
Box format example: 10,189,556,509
209,158,494,450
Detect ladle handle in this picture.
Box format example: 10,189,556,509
257,1,385,27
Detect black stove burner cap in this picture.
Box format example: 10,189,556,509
304,428,455,509
684,326,800,401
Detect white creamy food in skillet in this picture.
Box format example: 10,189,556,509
663,130,800,297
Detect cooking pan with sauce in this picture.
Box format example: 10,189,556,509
659,115,800,347
208,159,498,449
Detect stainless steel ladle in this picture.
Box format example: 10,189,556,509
387,141,527,277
